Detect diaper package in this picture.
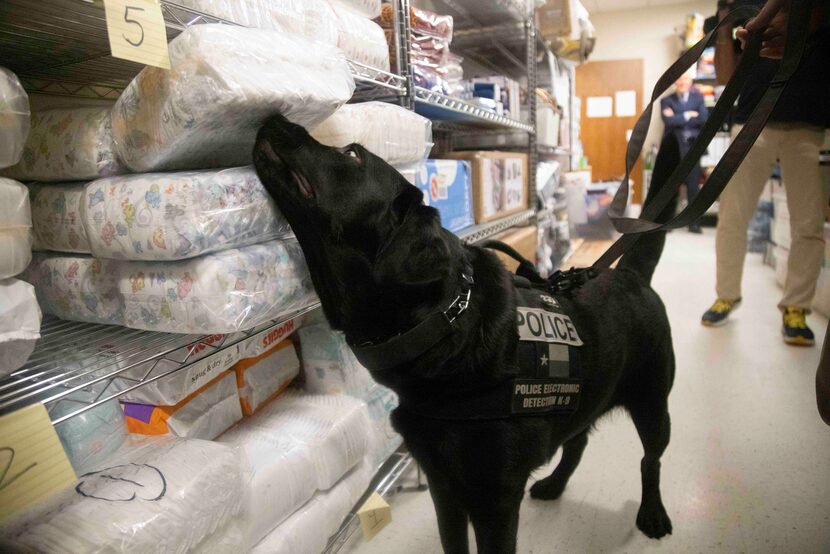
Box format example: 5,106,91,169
251,458,373,554
29,167,291,261
23,239,316,334
328,1,390,71
51,396,128,476
0,67,30,169
4,107,126,181
112,24,354,172
365,384,403,467
2,436,247,554
0,278,41,377
123,371,243,440
0,177,32,278
311,102,433,167
219,391,371,545
234,338,300,416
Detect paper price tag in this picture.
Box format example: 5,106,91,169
357,492,392,541
103,0,171,69
0,404,76,523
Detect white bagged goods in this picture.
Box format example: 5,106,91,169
296,323,376,398
311,102,433,166
2,436,247,554
3,107,125,181
112,25,355,172
332,0,381,18
328,1,390,71
29,167,291,261
365,384,403,466
219,391,371,544
0,278,41,376
123,371,243,440
234,338,300,416
0,178,32,278
0,67,30,169
51,396,128,476
22,239,316,334
251,459,373,554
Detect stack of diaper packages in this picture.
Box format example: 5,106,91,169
17,23,361,334
1,435,250,554
0,67,40,377
296,321,403,468
219,390,373,549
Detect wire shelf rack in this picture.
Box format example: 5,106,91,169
456,209,536,244
0,0,405,101
415,87,534,132
0,303,321,425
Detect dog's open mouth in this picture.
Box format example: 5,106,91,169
291,168,315,199
259,140,315,199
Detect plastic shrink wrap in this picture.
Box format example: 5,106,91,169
1,436,247,554
311,102,433,167
219,390,370,545
0,278,41,376
0,67,30,169
4,107,125,181
328,1,390,71
29,167,291,261
22,239,316,334
234,338,300,416
112,25,354,172
251,459,373,554
123,371,243,440
0,177,32,278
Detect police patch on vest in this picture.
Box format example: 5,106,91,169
517,307,583,346
510,378,581,414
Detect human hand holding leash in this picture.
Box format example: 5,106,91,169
736,0,789,58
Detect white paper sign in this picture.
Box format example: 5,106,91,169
615,90,637,117
586,96,613,118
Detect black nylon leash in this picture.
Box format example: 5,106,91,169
593,0,816,270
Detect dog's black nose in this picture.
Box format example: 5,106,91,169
260,113,312,151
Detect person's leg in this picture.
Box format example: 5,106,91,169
715,125,777,302
777,125,826,310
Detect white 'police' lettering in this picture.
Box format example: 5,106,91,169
516,308,583,346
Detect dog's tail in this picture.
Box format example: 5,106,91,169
617,133,681,284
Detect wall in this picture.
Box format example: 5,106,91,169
588,0,713,153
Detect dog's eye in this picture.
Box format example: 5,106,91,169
339,145,361,163
345,148,358,158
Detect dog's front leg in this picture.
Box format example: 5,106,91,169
467,484,524,554
424,466,471,554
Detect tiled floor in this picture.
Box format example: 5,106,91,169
351,230,830,554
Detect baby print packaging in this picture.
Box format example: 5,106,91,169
233,338,301,416
4,107,126,181
112,24,355,172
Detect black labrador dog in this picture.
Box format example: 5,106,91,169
254,114,677,554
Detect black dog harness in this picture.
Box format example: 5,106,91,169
348,242,593,421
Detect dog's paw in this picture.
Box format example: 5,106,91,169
636,502,673,539
529,477,567,500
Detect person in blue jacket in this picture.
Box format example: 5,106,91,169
660,73,709,233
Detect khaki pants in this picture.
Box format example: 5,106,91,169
716,123,827,310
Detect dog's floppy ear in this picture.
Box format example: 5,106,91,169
373,202,451,287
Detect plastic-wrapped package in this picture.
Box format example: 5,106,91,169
175,0,272,27
219,391,370,544
377,3,453,40
0,68,30,169
311,102,432,167
112,25,354,172
328,1,390,71
28,182,89,253
251,459,373,554
365,384,402,466
2,436,247,554
296,323,376,398
0,278,41,377
0,178,32,278
333,0,380,18
123,371,243,440
29,167,291,261
51,396,128,476
234,338,300,416
3,107,125,181
22,239,316,334
303,0,340,45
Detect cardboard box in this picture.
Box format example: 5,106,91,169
445,151,529,224
491,225,538,273
536,0,575,42
416,159,475,233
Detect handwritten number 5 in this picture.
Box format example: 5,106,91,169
123,6,145,47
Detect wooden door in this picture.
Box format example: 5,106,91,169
576,59,644,203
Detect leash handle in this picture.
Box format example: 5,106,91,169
593,0,816,270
